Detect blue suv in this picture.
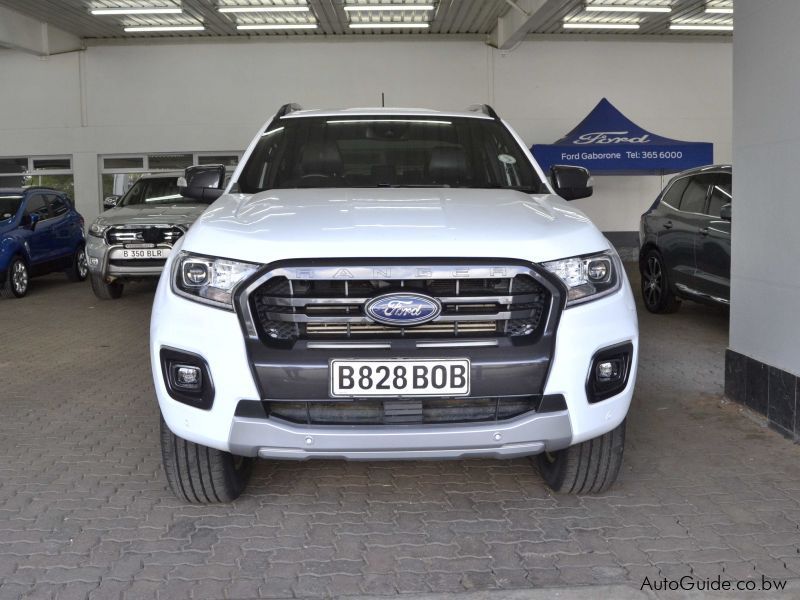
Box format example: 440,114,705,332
0,187,87,298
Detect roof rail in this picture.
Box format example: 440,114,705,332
467,104,500,120
276,103,303,118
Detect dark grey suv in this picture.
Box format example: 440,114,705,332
639,165,732,313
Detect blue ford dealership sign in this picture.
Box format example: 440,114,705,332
531,98,713,175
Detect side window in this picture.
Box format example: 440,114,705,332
707,173,732,218
661,177,690,209
679,174,715,214
48,194,69,217
25,194,51,221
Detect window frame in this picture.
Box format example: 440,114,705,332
706,172,732,218
677,174,716,215
24,192,54,221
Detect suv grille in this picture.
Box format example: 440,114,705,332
247,266,550,345
106,226,184,246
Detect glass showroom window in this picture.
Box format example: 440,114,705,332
100,152,240,206
0,156,74,197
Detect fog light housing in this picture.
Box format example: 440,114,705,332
160,347,214,409
587,342,633,403
88,257,99,267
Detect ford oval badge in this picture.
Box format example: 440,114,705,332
364,293,442,327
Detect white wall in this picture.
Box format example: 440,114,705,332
730,1,800,377
0,38,731,228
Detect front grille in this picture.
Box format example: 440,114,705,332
248,266,550,345
265,396,540,425
106,226,184,246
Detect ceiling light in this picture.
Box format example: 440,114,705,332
563,22,640,30
237,23,318,29
124,25,205,32
585,5,671,13
219,6,310,13
344,4,434,11
349,22,430,28
669,23,733,31
705,7,733,14
92,7,182,15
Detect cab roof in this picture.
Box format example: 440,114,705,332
280,106,494,121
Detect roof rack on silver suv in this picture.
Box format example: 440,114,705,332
467,104,500,120
276,103,303,118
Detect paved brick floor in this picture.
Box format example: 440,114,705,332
0,267,799,600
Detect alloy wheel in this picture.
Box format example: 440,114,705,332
12,261,28,296
643,256,663,308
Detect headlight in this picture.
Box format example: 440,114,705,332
543,251,621,307
172,251,260,310
89,222,109,238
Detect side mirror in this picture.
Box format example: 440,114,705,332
719,203,732,221
103,195,120,210
550,165,594,201
179,164,226,202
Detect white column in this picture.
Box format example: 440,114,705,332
730,0,800,376
72,152,100,227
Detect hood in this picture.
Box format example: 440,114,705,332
182,188,610,264
94,203,209,227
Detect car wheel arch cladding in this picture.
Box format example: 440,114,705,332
364,292,442,326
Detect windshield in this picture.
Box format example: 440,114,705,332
0,195,23,220
237,116,547,194
120,176,206,206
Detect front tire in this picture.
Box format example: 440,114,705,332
66,245,88,282
1,257,29,299
537,419,626,494
160,416,253,503
90,274,123,299
640,250,681,314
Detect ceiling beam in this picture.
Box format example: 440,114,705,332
488,0,548,49
0,4,82,55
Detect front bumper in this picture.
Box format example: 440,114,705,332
229,409,572,460
151,259,639,458
86,235,170,280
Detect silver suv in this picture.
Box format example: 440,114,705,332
86,170,222,299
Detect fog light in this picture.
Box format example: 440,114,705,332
89,257,99,267
160,348,214,409
596,359,621,382
172,364,202,390
587,342,633,403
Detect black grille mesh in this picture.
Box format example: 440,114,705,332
266,396,541,425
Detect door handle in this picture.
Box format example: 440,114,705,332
663,221,673,230
698,227,709,236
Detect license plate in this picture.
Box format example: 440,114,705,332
330,359,470,398
113,248,169,260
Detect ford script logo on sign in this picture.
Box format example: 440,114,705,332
364,293,442,327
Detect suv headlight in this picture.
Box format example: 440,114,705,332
543,251,622,307
172,251,260,310
89,222,109,238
